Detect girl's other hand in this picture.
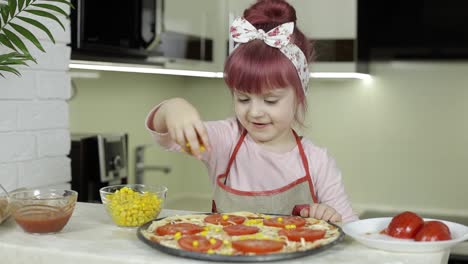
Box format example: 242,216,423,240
300,203,342,223
161,98,210,159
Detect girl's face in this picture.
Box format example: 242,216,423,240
234,87,297,146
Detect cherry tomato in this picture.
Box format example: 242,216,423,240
156,223,204,236
223,224,260,236
387,211,424,239
278,228,326,242
178,235,222,252
263,216,306,228
232,239,284,254
204,214,246,226
414,221,452,241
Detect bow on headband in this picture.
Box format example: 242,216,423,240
230,17,309,93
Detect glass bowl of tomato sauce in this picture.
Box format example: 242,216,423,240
9,189,78,234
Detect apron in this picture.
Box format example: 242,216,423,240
212,129,318,215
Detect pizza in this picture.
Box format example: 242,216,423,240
139,211,342,257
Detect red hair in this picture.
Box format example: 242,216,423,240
224,0,314,124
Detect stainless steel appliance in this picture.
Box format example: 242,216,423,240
70,133,128,202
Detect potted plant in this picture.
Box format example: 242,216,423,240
0,0,72,77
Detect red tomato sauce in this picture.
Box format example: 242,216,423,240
14,207,73,234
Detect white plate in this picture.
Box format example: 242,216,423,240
343,217,468,252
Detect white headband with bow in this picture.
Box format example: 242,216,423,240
230,17,309,93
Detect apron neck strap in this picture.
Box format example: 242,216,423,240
223,129,248,180
293,130,318,203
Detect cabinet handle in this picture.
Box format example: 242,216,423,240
146,0,165,51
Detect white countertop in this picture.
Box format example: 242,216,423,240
0,202,450,264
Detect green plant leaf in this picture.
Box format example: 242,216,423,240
0,52,18,62
18,0,25,10
17,16,55,43
26,0,32,5
0,65,21,76
7,0,17,17
2,28,30,55
24,9,64,30
0,33,18,51
4,58,29,65
32,3,68,17
0,52,29,66
42,0,74,8
1,5,9,23
9,22,45,52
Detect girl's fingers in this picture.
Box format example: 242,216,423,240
329,213,342,223
175,127,187,150
309,204,318,219
184,126,202,159
322,207,336,221
314,204,327,220
168,127,177,144
308,204,341,222
194,121,210,152
300,207,310,217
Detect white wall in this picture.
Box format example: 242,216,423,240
0,3,71,192
305,62,468,216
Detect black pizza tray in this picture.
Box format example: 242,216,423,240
136,214,345,262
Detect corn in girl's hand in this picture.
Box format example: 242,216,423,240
155,98,211,159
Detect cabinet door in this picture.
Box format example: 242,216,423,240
159,0,227,71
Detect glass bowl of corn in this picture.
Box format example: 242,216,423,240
0,184,10,225
99,184,167,227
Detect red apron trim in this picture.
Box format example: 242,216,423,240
211,200,218,213
222,130,248,183
216,173,309,196
293,130,318,203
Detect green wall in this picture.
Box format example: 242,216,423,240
70,62,468,216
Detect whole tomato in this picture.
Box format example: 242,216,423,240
387,211,424,239
414,221,452,241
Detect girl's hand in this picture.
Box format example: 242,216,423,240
300,203,342,223
158,98,210,159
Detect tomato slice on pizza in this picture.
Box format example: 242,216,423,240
223,224,260,236
263,216,306,228
232,239,284,254
156,222,204,236
204,214,246,226
278,228,326,242
178,235,223,252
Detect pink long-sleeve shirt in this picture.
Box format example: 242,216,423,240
146,110,358,223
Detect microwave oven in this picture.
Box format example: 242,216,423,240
70,0,161,58
70,0,213,62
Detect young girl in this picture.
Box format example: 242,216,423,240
146,0,358,223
